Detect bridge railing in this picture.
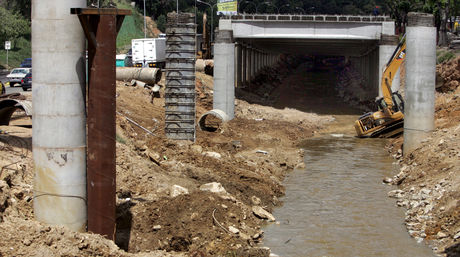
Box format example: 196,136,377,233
221,14,392,23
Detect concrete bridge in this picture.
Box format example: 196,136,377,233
213,14,401,119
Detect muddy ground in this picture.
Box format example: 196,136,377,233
0,53,458,256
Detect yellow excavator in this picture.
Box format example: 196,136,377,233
354,34,406,138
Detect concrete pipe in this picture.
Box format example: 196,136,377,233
116,67,162,84
195,59,214,76
198,109,230,132
0,99,32,125
196,59,206,72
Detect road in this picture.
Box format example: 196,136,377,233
1,69,29,94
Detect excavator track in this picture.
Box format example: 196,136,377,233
370,120,404,138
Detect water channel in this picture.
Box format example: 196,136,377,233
263,134,435,256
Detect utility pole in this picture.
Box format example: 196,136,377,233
143,0,146,38
4,41,10,68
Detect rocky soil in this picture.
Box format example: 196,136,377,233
386,55,460,257
0,57,332,256
0,53,458,256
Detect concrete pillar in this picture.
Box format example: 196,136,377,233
255,50,259,74
235,43,242,88
247,47,252,81
242,45,247,86
404,13,436,154
371,48,380,96
213,30,235,119
379,34,399,97
250,48,255,79
32,0,87,232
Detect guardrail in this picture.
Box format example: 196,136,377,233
222,14,392,22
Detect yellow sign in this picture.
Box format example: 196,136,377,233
217,0,237,15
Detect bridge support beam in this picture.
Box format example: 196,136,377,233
404,13,436,155
235,43,242,88
370,48,380,97
250,48,255,79
242,45,247,86
379,34,399,97
213,30,235,119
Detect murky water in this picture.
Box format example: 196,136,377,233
263,135,435,257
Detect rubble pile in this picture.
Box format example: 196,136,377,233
386,54,460,256
436,56,460,92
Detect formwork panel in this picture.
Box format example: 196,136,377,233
165,13,196,141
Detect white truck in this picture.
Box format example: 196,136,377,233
132,38,166,68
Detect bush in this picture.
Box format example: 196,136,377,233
437,50,455,64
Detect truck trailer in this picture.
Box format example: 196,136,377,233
132,38,166,68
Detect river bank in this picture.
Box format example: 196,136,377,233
0,55,457,256
385,56,460,257
0,57,335,256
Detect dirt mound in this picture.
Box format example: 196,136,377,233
436,56,460,92
145,17,162,37
386,57,460,256
0,66,332,256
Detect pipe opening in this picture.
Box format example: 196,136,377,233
198,109,230,132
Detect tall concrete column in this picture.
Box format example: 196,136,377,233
32,0,87,232
404,13,436,154
242,45,247,86
255,50,259,74
213,30,235,119
250,48,255,79
247,47,252,81
371,48,380,96
235,43,242,88
379,34,399,97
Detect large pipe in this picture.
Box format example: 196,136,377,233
403,12,436,154
32,0,87,232
116,67,162,84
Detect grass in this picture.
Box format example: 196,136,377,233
116,133,127,144
0,37,31,69
436,49,456,64
116,2,145,53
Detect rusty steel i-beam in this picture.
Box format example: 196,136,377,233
71,7,131,240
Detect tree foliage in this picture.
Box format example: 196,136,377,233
0,6,30,46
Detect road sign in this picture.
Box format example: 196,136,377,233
5,41,10,50
217,0,237,15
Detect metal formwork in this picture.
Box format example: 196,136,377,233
165,13,196,140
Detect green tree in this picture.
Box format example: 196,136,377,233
157,14,167,32
0,6,30,47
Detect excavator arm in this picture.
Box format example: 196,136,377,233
381,34,406,112
354,34,406,138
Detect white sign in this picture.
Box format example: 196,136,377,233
5,41,10,50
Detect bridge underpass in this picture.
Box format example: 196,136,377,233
212,14,401,119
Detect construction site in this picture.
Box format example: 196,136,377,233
0,1,459,257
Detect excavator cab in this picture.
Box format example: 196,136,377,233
375,92,404,114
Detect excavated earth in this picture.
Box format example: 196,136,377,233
0,58,332,256
386,55,460,257
0,54,458,256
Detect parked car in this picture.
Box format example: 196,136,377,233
20,58,32,68
6,68,31,87
21,72,32,91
